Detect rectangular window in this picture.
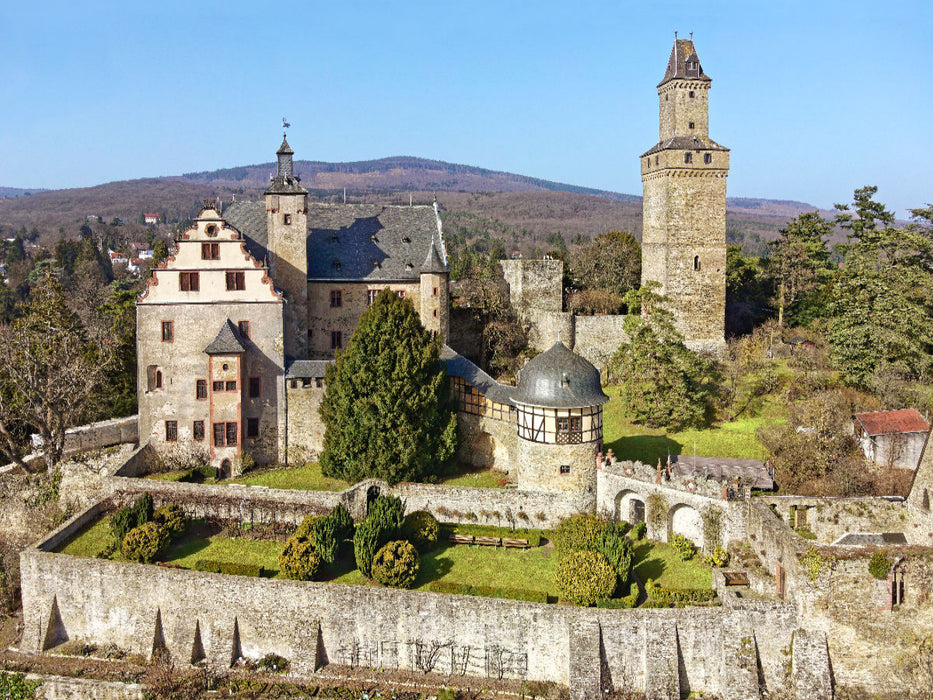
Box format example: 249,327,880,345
201,242,220,260
560,464,571,475
165,420,177,442
248,377,261,398
226,271,245,291
212,380,224,392
213,423,225,447
331,331,342,349
225,422,238,446
196,379,207,399
179,271,199,291
246,417,259,439
688,121,695,129
432,287,438,297
237,320,250,339
161,321,173,342
330,289,342,308
367,290,379,306
684,152,693,164
193,420,205,441
283,214,292,225
225,380,237,391
704,153,712,164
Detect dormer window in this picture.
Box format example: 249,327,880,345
402,236,411,243
333,260,341,270
332,235,339,243
405,262,413,271
372,260,380,269
370,234,378,243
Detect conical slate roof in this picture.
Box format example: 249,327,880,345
511,341,609,409
204,319,247,355
421,240,446,274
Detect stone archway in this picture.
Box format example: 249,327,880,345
668,503,703,546
470,431,508,470
614,490,646,525
219,459,232,480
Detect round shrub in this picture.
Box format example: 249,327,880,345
279,536,321,581
669,533,697,561
555,550,617,606
869,551,891,580
121,521,169,564
703,546,730,568
596,521,634,586
631,522,646,541
371,540,420,589
152,504,189,537
402,510,439,552
553,514,606,558
293,514,322,543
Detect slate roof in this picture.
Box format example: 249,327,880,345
670,455,774,490
641,135,729,157
285,359,332,379
832,532,908,546
223,201,445,283
659,38,710,86
511,341,609,409
204,319,247,355
854,409,930,437
440,345,515,405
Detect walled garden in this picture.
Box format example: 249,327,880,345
55,494,714,608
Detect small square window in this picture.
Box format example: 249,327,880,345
396,290,405,299
212,380,224,392
246,417,259,439
330,290,342,308
689,90,695,98
161,321,173,342
165,420,177,442
196,379,207,399
225,380,237,391
201,243,220,260
193,420,205,441
283,214,292,225
248,377,261,398
560,464,571,475
225,271,245,291
238,320,250,339
331,331,342,349
688,121,695,129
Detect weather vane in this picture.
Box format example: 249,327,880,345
282,117,291,133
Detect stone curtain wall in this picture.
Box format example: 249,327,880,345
499,260,562,313
453,412,517,473
759,495,917,545
21,531,813,699
573,315,630,373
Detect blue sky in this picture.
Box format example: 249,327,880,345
1,1,929,216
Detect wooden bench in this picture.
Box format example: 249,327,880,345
723,571,750,587
448,534,475,545
473,536,502,547
502,538,531,549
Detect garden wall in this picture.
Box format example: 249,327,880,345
758,495,918,545
31,416,138,456
21,513,815,699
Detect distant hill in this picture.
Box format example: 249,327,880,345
0,187,48,199
0,156,830,250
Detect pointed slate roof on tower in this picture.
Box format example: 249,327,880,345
204,319,247,355
266,133,306,195
659,38,711,86
421,239,446,274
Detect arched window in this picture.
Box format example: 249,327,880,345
694,256,701,271
155,370,163,389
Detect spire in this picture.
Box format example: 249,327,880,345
421,239,447,274
659,37,710,86
276,134,294,178
266,133,306,195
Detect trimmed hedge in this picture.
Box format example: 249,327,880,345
371,540,420,589
111,493,153,542
195,560,264,577
596,583,639,609
153,504,189,537
177,466,217,483
445,524,542,547
647,580,716,604
555,550,617,606
278,536,321,581
293,515,322,543
631,522,646,540
426,581,548,604
402,510,440,552
553,514,605,558
121,521,169,564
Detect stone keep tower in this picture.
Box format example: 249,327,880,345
641,38,729,351
265,135,309,360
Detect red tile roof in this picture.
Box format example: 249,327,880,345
854,409,929,436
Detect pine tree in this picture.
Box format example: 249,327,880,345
319,288,457,484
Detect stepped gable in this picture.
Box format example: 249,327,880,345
511,340,609,409
223,201,441,282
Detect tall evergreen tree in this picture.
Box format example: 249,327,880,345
829,187,933,387
320,288,457,484
767,211,833,327
608,283,717,429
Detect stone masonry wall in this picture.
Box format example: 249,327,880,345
572,315,630,373
30,416,138,457
499,259,562,313
284,380,326,461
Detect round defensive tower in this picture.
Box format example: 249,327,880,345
511,340,609,509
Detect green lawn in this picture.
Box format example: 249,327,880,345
633,540,712,589
229,462,348,491
161,531,284,576
58,517,115,558
436,465,510,488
